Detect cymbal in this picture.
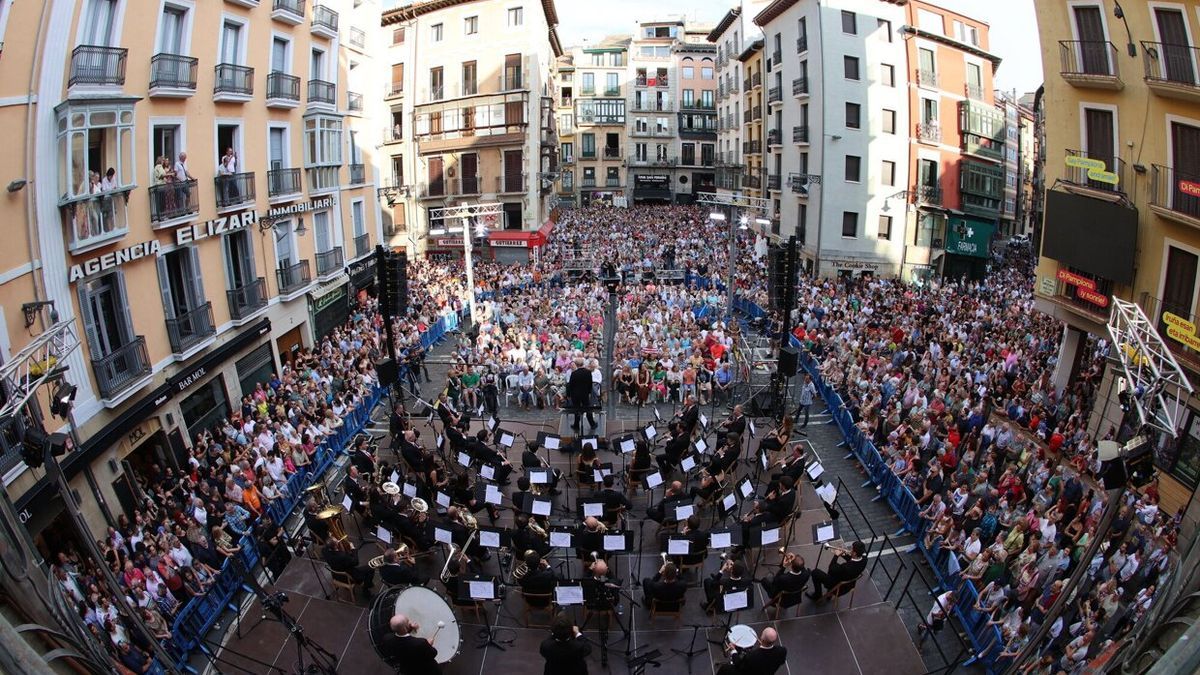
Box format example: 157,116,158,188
304,482,326,493
316,505,346,520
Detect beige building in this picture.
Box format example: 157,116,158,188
379,0,561,261
1033,0,1200,518
566,37,630,207
0,0,382,546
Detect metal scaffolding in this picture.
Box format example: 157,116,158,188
1106,297,1194,437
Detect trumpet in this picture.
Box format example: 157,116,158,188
511,549,540,583
823,542,854,557
527,518,548,541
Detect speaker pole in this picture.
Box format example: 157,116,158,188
376,245,395,363
775,236,798,420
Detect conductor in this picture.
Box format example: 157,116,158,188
567,358,596,432
540,615,592,675
807,540,867,601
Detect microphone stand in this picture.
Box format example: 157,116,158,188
672,623,708,673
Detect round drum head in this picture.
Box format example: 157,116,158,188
727,624,756,649
394,585,461,664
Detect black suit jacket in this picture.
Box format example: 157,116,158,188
380,562,423,587
540,635,592,675
732,644,787,674
722,415,746,438
378,633,440,675
828,555,868,586
766,489,796,523
680,404,699,433
644,576,688,605
566,368,593,406
520,566,558,595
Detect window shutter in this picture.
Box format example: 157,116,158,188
77,283,101,356
189,246,206,306
157,255,175,319
116,272,136,343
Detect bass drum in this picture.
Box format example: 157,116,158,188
369,585,463,668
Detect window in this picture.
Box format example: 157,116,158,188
921,97,938,124
882,64,895,87
882,160,896,186
581,133,596,157
508,6,523,26
798,17,807,47
682,143,695,165
682,89,694,107
606,167,619,183
462,61,477,95
846,102,861,129
954,20,979,46
701,64,714,79
878,18,892,41
609,52,624,67
430,66,443,100
877,215,893,240
390,63,404,93
918,48,936,83
561,142,573,162
157,4,189,56
591,53,604,66
844,56,860,80
81,0,119,47
392,27,405,45
220,20,243,65
701,143,714,166
304,115,343,166
682,58,694,79
919,9,943,35
562,170,573,189
606,72,619,95
431,23,443,42
464,15,478,35
157,246,206,320
581,72,595,95
56,102,136,247
841,211,858,237
915,213,936,247
701,90,714,108
845,155,861,182
79,271,136,362
634,142,647,162
841,10,857,35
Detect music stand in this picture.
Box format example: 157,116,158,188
679,452,700,475
811,520,841,570
460,575,506,651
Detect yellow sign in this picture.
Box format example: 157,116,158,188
1066,155,1107,171
1168,325,1200,351
1087,168,1120,185
1121,342,1151,367
1163,311,1197,335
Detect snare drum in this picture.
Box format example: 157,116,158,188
726,623,757,649
394,586,462,664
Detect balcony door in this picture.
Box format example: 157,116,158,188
461,153,478,193
83,0,119,46
158,5,187,55
80,272,133,358
158,247,204,319
428,156,444,195
220,21,242,65
224,229,256,291
503,150,522,192
153,125,180,168
1073,6,1110,75
310,49,325,82
313,211,332,253
275,222,296,268
271,37,289,73
1156,8,1196,84
1172,122,1200,214
1083,108,1115,188
1160,246,1198,340
504,54,521,89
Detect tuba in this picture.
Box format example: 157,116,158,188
510,549,537,583
317,504,352,550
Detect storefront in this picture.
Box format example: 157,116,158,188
580,189,622,206
632,174,672,203
277,325,305,366
309,276,351,341
486,219,555,264
942,214,995,281
425,236,464,261
348,255,378,297
236,343,277,396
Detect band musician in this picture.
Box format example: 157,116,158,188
807,541,867,601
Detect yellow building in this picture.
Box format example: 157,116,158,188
0,0,382,544
1034,0,1200,516
379,0,562,261
739,39,766,206
568,37,631,207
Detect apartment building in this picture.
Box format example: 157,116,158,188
379,0,561,260
901,0,1002,281
628,22,680,204
567,37,629,206
756,0,910,277
709,3,772,198
554,54,577,204
1032,0,1200,515
739,40,767,207
673,29,720,202
0,0,382,542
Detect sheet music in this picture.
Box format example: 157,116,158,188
807,462,824,480
593,469,604,483
390,470,400,484
486,417,497,431
500,433,515,448
620,438,635,453
711,531,732,549
694,438,708,454
760,452,768,469
722,494,737,511
479,530,501,548
603,534,624,551
550,531,572,548
723,590,748,612
582,437,599,450
403,483,418,498
436,434,444,449
699,413,708,428
434,527,453,545
532,499,552,516
749,421,757,438
675,504,694,521
643,425,657,440
556,585,583,605
481,464,496,480
817,524,836,542
376,527,392,545
816,483,838,505
762,527,781,545
436,491,451,508
739,480,754,499
484,484,503,505
668,538,690,555
600,467,613,477
468,580,494,600
681,455,697,472
530,470,549,484
583,502,603,518
646,472,664,489
458,452,471,467
545,436,560,450
341,495,353,511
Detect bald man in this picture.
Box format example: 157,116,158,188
718,626,787,674
377,613,440,674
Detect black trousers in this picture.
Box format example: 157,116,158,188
572,401,596,429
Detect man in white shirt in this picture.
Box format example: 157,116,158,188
173,152,194,204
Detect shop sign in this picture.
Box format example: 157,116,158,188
1087,169,1119,185
313,284,347,312
1075,287,1109,307
490,239,528,248
266,195,337,218
174,210,258,245
1038,276,1056,296
69,240,161,283
824,258,881,271
1065,155,1106,171
435,238,463,247
173,366,207,394
1167,324,1200,351
945,216,994,259
1180,180,1200,198
1056,268,1097,291
1164,312,1197,334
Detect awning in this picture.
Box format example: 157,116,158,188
488,220,555,249
308,275,349,301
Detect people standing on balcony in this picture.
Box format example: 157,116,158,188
218,147,240,203
174,152,194,206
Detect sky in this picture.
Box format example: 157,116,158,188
555,0,1043,96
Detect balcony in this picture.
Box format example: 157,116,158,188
768,86,782,104
384,125,403,144
771,50,781,67
214,172,256,211
793,125,809,144
60,189,132,254
1059,40,1122,90
743,78,751,91
267,168,302,200
348,27,367,50
581,177,597,188
354,233,371,258
603,147,622,159
214,64,254,102
580,150,596,160
605,177,622,188
913,183,943,207
311,5,338,39
92,337,152,401
789,173,811,196
148,54,197,97
307,79,336,108
742,140,762,154
743,109,752,124
1151,164,1200,230
276,260,313,297
916,121,941,144
797,36,808,53
225,0,259,7
422,180,446,198
272,0,306,25
742,174,761,189
446,175,481,196
1041,268,1113,325
386,82,404,100
69,45,127,89
965,82,985,100
767,174,781,191
1063,149,1126,197
792,77,808,96
767,128,781,146
497,174,525,194
227,278,268,323
166,302,216,355
348,163,365,185
149,179,199,225
604,86,621,97
500,73,525,91
916,68,939,89
347,91,363,113
752,106,762,121
266,72,301,108
752,72,762,88
315,246,344,278
1142,41,1200,103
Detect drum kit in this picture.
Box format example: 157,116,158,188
369,584,462,668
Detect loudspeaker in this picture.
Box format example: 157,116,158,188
779,346,799,377
749,390,777,417
375,358,398,387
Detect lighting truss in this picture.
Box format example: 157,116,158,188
1106,297,1194,437
0,320,81,419
428,202,505,222
695,191,772,212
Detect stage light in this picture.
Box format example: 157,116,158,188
709,211,726,221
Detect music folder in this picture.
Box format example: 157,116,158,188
555,584,584,605
577,499,606,519
812,521,839,544
602,531,631,552
529,469,550,484
667,538,691,556
580,435,600,451
709,528,742,549
549,528,574,549
737,477,754,500
477,527,509,549
750,526,781,548
459,575,499,602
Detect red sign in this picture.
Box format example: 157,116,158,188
1180,180,1200,197
1056,268,1097,291
647,77,657,87
1076,288,1110,308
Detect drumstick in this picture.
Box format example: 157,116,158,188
429,621,446,643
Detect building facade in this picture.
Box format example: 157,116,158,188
568,37,629,207
379,0,561,260
673,28,719,203
0,0,383,542
1033,0,1200,520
